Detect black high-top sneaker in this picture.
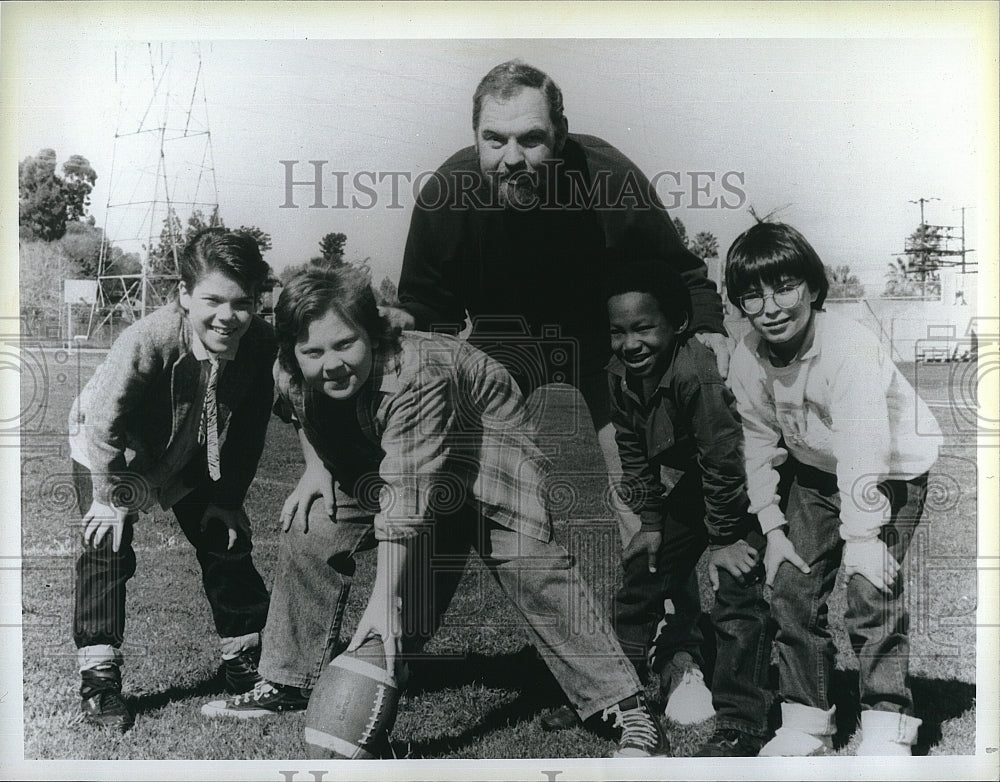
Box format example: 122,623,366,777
602,693,670,757
80,663,134,731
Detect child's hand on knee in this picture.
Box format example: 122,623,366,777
843,537,899,593
707,538,759,590
623,529,662,573
199,504,251,550
764,528,811,587
82,500,130,552
281,465,336,533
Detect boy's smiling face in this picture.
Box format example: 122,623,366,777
608,291,680,380
294,307,374,401
179,270,256,355
743,278,818,361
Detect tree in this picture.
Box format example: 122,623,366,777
61,154,98,222
148,207,272,274
19,241,80,332
882,257,940,298
18,149,97,241
899,223,944,298
689,231,719,260
826,264,865,299
235,224,272,253
319,232,347,265
376,276,398,306
58,219,105,279
672,217,689,249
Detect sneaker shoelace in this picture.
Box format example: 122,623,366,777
603,702,659,751
234,679,278,704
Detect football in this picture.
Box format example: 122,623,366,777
303,636,401,759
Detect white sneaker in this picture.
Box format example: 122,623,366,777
662,654,716,725
856,710,921,756
758,702,836,757
758,725,833,756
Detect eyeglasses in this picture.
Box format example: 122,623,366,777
737,281,804,316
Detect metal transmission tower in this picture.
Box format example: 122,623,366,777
88,43,219,337
892,197,977,299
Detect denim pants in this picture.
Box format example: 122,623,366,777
259,493,642,720
613,469,708,679
613,468,771,736
72,460,270,650
771,460,927,715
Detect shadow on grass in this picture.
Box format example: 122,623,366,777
827,668,975,754
128,669,231,715
396,644,574,757
404,644,563,699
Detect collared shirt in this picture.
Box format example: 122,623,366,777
274,331,552,543
607,336,753,544
728,309,942,541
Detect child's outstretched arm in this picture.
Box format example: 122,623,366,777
609,377,668,573
347,539,409,676
763,527,811,586
727,345,811,586
280,426,336,533
828,343,898,592
81,499,131,552
78,322,162,509
673,346,762,588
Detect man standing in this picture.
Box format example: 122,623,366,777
386,59,733,734
392,59,730,538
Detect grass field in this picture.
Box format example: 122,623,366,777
17,347,980,762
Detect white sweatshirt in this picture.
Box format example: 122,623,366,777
728,310,942,541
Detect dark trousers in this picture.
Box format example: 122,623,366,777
613,471,708,679
613,469,772,736
72,460,270,650
771,460,927,715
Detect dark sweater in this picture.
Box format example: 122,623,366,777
398,134,725,380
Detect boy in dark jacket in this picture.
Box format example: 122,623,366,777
604,257,771,756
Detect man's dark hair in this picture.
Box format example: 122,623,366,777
472,60,565,132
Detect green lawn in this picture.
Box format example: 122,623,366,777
17,348,981,763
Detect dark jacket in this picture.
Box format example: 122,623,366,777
608,336,754,545
398,134,725,379
69,303,276,509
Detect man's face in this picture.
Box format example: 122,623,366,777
475,87,565,208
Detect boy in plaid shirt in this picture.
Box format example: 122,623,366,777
204,262,671,758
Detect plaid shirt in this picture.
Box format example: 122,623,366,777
274,331,553,543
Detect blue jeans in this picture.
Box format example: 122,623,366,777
771,460,927,715
613,469,771,737
72,460,270,650
259,491,642,720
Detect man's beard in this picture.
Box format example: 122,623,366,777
493,168,542,210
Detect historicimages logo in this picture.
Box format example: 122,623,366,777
278,161,747,212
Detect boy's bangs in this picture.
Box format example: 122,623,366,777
729,251,796,294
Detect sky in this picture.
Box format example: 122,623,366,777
4,4,996,296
